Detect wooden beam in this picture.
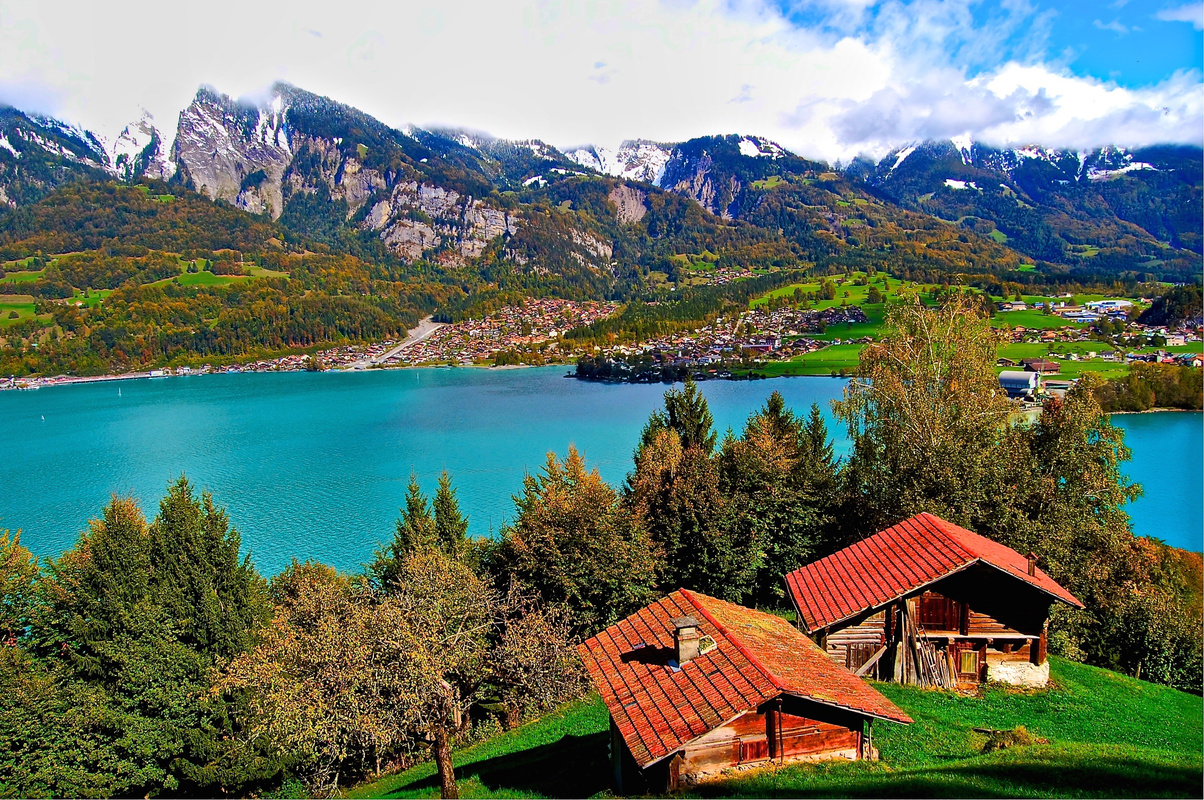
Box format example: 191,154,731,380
854,644,889,677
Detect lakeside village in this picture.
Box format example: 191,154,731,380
573,304,873,382
4,294,1201,395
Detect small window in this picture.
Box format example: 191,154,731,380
698,635,717,655
959,649,978,675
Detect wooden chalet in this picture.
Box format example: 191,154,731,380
578,589,911,793
785,513,1083,690
1021,358,1061,375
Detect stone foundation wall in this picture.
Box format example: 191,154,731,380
986,655,1049,687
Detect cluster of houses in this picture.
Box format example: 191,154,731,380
384,299,619,366
673,265,757,287
998,349,1203,401
996,298,1134,324
1,338,412,388
579,513,1081,792
591,305,870,370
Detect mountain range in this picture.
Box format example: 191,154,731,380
1,81,1200,284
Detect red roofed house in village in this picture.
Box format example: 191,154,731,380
578,589,911,793
785,512,1083,690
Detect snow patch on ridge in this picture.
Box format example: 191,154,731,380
738,138,763,157
890,143,917,172
1087,161,1155,181
950,133,973,164
562,139,673,185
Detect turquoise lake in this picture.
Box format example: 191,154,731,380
1,367,1199,575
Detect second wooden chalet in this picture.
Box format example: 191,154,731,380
785,512,1083,689
578,589,911,793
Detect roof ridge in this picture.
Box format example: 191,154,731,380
679,588,783,693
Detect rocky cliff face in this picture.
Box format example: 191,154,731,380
171,87,293,217
658,134,805,218
364,181,518,261
163,84,527,266
607,185,647,224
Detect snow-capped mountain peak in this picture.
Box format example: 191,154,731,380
107,109,175,182
562,139,673,185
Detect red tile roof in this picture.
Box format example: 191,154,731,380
785,512,1084,633
577,589,911,768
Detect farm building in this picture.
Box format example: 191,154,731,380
578,589,912,793
1021,358,1061,374
785,513,1083,690
999,370,1040,398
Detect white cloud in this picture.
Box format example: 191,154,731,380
0,0,1199,165
1155,2,1204,30
1093,18,1130,35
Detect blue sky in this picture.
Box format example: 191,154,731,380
1048,0,1202,85
777,0,1203,87
0,0,1200,161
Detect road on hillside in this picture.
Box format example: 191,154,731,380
347,316,445,369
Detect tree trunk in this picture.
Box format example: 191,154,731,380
432,718,458,800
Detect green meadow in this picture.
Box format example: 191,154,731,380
0,295,38,326
741,276,1171,380
351,658,1202,799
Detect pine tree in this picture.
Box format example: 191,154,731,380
25,484,277,797
369,474,436,589
148,476,265,658
665,377,717,454
432,471,469,557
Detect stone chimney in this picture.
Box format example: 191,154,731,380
1027,552,1037,577
673,616,701,665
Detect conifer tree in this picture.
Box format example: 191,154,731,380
493,447,659,634
369,474,437,589
638,377,717,458
23,484,277,797
0,531,37,646
148,476,265,657
432,471,469,557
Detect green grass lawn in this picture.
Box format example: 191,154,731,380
751,175,784,190
759,343,866,376
351,658,1202,799
0,295,38,326
245,265,288,279
348,696,613,800
1041,360,1130,380
1,269,45,287
150,270,251,288
995,341,1170,380
992,310,1087,331
750,275,914,310
69,288,113,309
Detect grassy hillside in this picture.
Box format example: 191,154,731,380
351,658,1202,799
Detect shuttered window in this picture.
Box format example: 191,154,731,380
737,738,770,763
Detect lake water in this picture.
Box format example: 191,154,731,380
0,368,1199,576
